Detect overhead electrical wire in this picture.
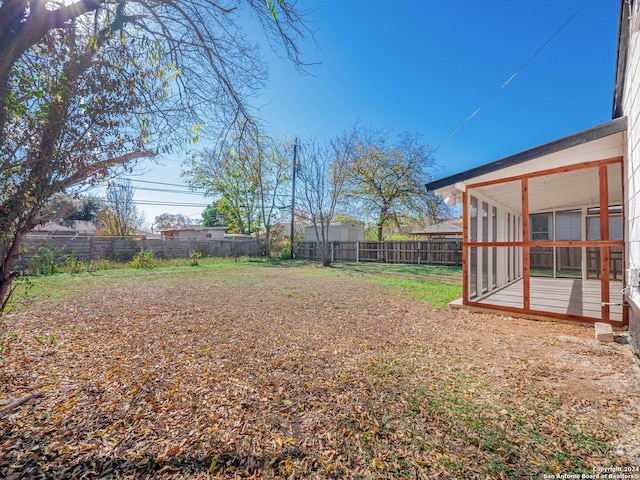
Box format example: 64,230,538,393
432,0,591,154
120,177,199,189
132,200,210,207
96,177,207,193
129,186,208,196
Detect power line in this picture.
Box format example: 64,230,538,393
121,177,197,189
131,186,209,196
94,177,210,196
130,200,210,207
94,196,210,208
432,0,591,154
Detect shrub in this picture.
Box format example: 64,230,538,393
65,259,87,274
65,249,86,274
28,243,62,276
129,249,156,269
189,250,202,266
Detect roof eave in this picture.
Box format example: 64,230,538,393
612,0,631,119
425,117,627,192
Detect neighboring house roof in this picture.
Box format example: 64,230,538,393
161,226,226,233
306,221,362,228
425,117,627,192
32,222,76,234
134,229,157,238
31,220,99,235
411,221,463,236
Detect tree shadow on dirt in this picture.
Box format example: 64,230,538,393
2,448,311,479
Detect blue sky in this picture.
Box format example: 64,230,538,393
122,0,621,227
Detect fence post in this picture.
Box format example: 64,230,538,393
331,242,334,263
417,241,421,265
356,242,359,263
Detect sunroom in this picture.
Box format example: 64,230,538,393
426,118,627,326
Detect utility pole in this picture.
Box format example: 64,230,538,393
289,138,298,259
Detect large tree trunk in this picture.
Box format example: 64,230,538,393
264,229,271,258
0,228,25,312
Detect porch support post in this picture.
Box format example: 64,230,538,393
462,191,469,303
599,165,610,322
522,178,530,311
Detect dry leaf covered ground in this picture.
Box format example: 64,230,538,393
1,261,639,479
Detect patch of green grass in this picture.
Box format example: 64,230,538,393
331,262,462,308
6,259,463,312
348,350,618,478
4,257,271,311
371,276,461,308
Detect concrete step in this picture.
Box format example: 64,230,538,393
594,322,614,342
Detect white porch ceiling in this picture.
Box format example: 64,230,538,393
472,163,623,214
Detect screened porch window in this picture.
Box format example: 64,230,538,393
555,210,581,241
586,206,623,280
530,213,552,240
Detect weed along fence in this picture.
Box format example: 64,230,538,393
296,240,463,266
16,235,262,271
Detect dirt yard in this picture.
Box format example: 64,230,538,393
1,263,639,479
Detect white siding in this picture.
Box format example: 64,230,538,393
624,8,640,341
303,223,364,242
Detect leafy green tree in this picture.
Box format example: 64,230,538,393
185,146,259,235
40,194,102,222
69,197,102,222
216,197,247,234
184,121,290,253
0,0,310,311
255,136,291,256
201,203,225,227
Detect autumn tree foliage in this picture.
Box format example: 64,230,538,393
0,0,309,311
96,180,145,237
344,128,438,241
154,213,190,232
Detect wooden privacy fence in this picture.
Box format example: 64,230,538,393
529,246,624,279
296,240,462,266
15,235,261,271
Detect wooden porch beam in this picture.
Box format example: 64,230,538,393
462,301,626,327
465,240,623,248
522,178,530,311
467,157,623,190
600,165,610,322
462,191,469,303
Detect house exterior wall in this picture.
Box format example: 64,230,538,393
347,225,364,241
177,231,199,241
304,226,346,242
162,228,226,241
623,8,640,348
303,224,364,243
